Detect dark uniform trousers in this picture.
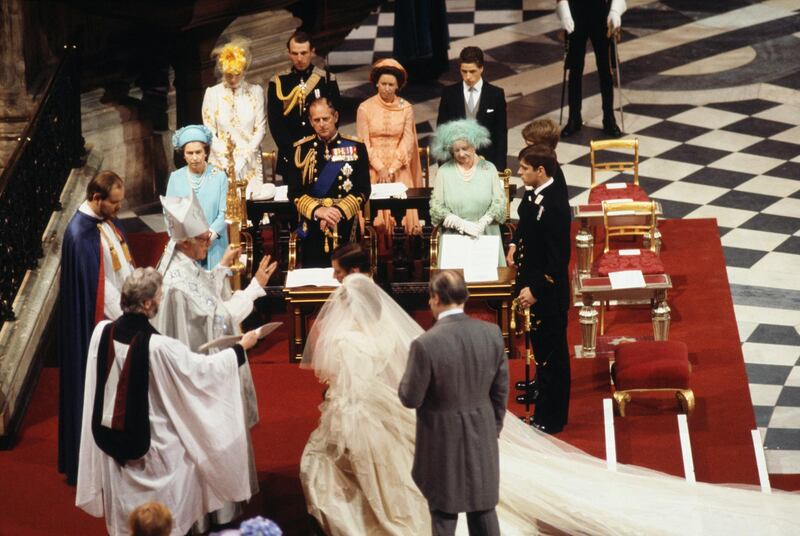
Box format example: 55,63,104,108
566,0,615,122
531,311,570,432
285,132,370,268
513,182,572,433
267,65,340,177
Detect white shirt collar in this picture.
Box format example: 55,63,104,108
438,307,465,320
534,177,554,196
79,200,102,220
463,78,483,98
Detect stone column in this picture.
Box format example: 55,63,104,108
0,0,33,172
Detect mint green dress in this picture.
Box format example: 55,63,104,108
430,159,507,266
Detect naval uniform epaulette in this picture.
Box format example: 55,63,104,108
293,134,316,147
273,67,293,79
312,66,334,80
340,134,363,143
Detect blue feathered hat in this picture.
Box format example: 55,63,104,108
172,124,213,149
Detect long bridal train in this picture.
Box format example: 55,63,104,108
299,274,800,536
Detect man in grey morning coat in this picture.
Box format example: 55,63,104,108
399,270,508,536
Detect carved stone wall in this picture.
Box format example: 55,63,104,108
0,0,33,172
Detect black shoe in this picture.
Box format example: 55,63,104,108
531,422,563,435
515,379,537,391
515,389,540,405
560,118,582,138
602,118,622,137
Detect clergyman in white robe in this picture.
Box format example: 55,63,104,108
75,320,250,536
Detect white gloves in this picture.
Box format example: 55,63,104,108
607,0,626,33
556,0,574,34
476,215,494,235
443,214,482,238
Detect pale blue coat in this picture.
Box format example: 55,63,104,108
166,164,228,269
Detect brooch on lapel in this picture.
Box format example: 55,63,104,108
341,163,353,177
342,179,353,192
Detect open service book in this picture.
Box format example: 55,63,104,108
439,234,501,282
197,322,283,352
284,268,341,288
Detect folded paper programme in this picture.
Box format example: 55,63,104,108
370,182,408,199
440,234,500,282
608,270,646,289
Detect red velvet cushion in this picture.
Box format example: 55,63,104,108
588,183,649,204
592,249,665,276
614,341,690,390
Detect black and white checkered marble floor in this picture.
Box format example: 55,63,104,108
121,0,800,473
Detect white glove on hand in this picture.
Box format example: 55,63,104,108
556,0,575,34
443,214,464,231
461,220,482,238
607,0,626,32
476,215,493,235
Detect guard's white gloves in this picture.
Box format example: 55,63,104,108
476,214,494,235
607,0,626,33
556,0,575,34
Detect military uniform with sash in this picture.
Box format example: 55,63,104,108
286,132,370,268
267,65,340,177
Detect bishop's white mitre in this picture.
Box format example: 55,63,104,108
160,192,209,240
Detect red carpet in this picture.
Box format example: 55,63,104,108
1,218,797,535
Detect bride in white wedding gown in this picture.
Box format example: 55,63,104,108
299,274,800,535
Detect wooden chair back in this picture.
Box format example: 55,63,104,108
590,138,639,189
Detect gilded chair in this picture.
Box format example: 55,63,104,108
592,200,665,334
611,340,694,417
288,224,378,276
588,138,648,205
419,146,431,188
262,150,277,182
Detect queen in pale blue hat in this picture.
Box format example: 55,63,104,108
166,124,229,268
172,124,214,149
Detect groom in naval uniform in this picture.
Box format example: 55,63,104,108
513,144,572,434
399,270,508,536
286,97,370,268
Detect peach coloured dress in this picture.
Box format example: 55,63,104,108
356,94,423,236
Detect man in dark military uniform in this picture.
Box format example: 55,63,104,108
556,0,626,138
267,31,341,177
286,98,370,268
509,144,572,434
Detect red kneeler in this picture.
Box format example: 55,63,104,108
611,340,694,417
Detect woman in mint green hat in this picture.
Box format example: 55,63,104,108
167,124,229,269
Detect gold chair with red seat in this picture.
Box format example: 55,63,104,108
611,340,694,417
588,138,648,205
591,200,665,334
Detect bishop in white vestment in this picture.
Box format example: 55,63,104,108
151,193,277,525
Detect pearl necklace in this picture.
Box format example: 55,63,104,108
457,161,476,182
188,168,206,191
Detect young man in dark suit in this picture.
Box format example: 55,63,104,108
437,47,507,171
512,144,572,434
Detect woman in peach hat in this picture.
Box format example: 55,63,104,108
356,59,423,246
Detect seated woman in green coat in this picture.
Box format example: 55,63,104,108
429,118,507,266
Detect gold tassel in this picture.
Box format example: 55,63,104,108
97,224,122,271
